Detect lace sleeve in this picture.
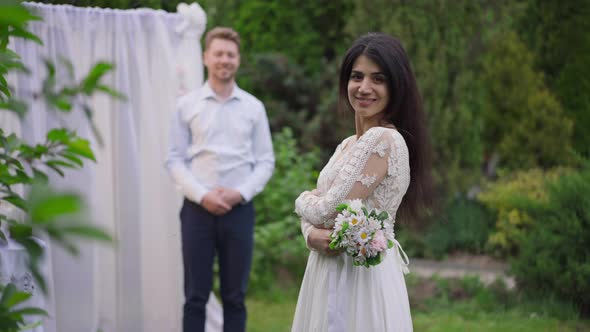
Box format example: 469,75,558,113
298,139,347,248
295,128,393,225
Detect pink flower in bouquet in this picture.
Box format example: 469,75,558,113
369,230,388,252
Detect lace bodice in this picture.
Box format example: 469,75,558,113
296,127,410,241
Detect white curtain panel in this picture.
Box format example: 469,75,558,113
4,2,223,332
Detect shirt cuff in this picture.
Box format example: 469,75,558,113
184,183,206,205
235,185,253,203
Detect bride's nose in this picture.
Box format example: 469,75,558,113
358,79,372,94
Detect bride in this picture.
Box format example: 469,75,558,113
291,32,433,332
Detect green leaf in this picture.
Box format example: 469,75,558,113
60,152,83,167
5,133,22,151
45,163,65,177
0,99,27,117
52,96,72,111
335,203,348,212
377,211,389,221
0,283,16,306
2,194,26,210
46,159,76,169
46,129,70,143
60,224,112,242
66,138,95,161
81,62,114,94
30,193,81,223
96,84,125,100
32,169,48,183
10,307,48,317
0,2,41,27
0,284,31,308
8,223,32,239
9,26,42,45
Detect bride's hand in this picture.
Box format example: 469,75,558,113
307,228,341,257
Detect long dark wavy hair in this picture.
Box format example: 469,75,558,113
338,32,434,222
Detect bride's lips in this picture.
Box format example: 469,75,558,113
355,96,377,108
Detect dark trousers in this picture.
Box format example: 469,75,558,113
180,198,255,332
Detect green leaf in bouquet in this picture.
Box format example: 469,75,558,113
328,239,338,250
366,254,382,267
377,211,389,221
361,207,368,216
387,239,394,249
341,221,349,233
335,203,348,212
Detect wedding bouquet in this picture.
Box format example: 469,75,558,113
329,199,396,267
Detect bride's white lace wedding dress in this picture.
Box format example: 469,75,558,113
292,126,413,332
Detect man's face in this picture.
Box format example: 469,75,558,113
204,38,240,83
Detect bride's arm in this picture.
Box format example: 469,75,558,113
295,128,395,225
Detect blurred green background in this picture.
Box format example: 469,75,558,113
15,0,590,330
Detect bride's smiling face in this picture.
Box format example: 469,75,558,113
347,55,390,121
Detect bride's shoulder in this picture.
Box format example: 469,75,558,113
337,135,356,150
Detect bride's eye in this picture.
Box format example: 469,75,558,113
373,74,386,84
350,72,363,81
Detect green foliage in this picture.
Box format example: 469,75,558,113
0,283,48,332
477,168,570,257
0,2,118,329
200,0,354,76
518,0,590,157
239,53,353,161
250,127,320,293
510,165,590,316
479,31,574,169
424,197,495,259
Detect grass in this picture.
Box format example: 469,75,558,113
246,276,590,332
413,311,589,332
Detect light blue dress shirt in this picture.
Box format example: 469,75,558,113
165,82,275,204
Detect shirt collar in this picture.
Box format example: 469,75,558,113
200,81,244,102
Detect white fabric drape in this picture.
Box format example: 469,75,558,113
4,3,222,332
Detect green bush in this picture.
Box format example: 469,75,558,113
423,196,495,259
478,168,571,257
250,127,320,293
510,165,590,317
